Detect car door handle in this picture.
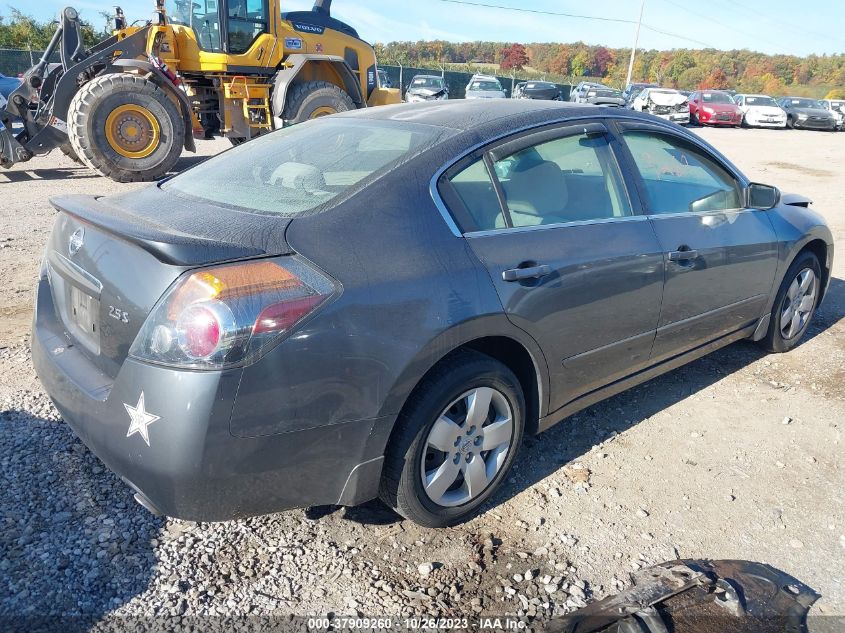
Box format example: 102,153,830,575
502,264,552,282
668,249,699,262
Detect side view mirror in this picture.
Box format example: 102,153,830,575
745,183,780,210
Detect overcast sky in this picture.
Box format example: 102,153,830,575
22,0,844,57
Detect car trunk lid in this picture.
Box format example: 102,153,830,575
44,187,292,379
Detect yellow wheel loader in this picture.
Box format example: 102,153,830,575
0,1,399,182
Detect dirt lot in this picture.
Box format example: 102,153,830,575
0,126,843,624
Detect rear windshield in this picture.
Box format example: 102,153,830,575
163,119,451,215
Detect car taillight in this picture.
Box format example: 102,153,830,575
129,257,337,369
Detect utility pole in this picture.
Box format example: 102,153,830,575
625,0,645,87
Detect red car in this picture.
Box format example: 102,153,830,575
689,90,742,126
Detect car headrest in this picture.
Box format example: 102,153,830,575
502,161,568,216
269,162,327,193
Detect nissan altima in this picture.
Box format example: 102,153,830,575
34,100,833,527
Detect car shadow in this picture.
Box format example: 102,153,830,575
0,408,160,628
342,276,844,527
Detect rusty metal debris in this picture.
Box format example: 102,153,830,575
546,559,819,633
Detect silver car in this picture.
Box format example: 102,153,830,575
464,74,506,100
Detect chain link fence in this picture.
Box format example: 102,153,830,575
380,65,573,101
0,48,53,77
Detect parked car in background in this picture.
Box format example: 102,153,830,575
377,69,392,89
0,72,22,100
623,82,658,105
689,90,743,127
512,80,560,101
33,100,833,528
819,99,845,130
464,74,506,100
581,85,625,107
734,94,787,128
570,81,606,103
777,97,836,130
405,74,448,103
630,87,690,124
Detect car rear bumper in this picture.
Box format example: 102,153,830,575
32,276,390,521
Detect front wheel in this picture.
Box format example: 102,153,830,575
280,80,356,125
760,251,821,353
380,350,525,527
67,74,184,183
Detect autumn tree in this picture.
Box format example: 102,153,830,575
500,43,529,71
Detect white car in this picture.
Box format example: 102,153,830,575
464,74,506,100
819,99,845,130
734,94,787,128
630,88,690,124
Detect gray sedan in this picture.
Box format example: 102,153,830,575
33,101,833,527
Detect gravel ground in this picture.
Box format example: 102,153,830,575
1,127,843,626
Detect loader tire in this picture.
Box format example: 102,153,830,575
281,80,356,125
58,141,81,164
68,74,184,183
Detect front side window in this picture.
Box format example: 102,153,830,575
167,0,222,52
447,130,632,231
622,131,741,215
228,0,268,53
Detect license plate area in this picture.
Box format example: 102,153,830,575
69,285,101,351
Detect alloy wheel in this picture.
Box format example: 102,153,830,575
780,268,817,339
420,387,513,507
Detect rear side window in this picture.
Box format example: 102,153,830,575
622,131,741,214
164,119,451,215
446,130,632,231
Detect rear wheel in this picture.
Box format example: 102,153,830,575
280,80,356,125
380,350,525,527
760,251,821,353
67,74,184,183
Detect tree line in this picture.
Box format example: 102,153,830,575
374,41,845,99
0,8,108,51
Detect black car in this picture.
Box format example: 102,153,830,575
777,97,836,130
34,101,833,527
513,80,561,101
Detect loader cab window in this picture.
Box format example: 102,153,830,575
167,0,223,52
227,0,269,54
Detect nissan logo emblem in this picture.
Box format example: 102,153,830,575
68,227,84,257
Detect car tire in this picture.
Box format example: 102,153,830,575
760,251,822,353
787,116,795,129
280,80,355,125
67,73,184,183
379,350,525,528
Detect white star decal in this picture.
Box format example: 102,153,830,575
124,392,160,446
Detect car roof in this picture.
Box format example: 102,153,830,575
412,74,443,79
470,74,498,80
333,98,657,132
